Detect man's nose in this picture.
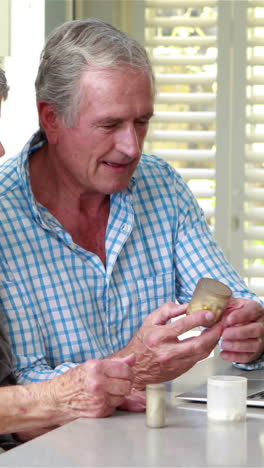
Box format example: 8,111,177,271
117,125,141,158
0,142,5,157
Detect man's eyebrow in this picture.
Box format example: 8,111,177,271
95,117,122,125
92,112,154,126
138,112,154,120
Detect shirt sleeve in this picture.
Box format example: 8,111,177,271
0,262,78,384
15,363,77,384
172,171,263,306
170,171,264,369
233,357,264,370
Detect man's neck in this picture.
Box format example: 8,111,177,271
29,145,110,264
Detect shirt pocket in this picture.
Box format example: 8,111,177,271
135,270,176,313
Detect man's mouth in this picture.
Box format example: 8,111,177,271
102,161,132,172
104,162,126,168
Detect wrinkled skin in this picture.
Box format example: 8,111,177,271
16,299,264,441
112,298,264,402
16,355,135,441
112,302,222,390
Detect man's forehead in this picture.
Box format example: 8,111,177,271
90,104,154,122
81,66,153,90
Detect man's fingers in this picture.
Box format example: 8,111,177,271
166,309,216,338
225,299,264,326
147,302,188,325
220,350,256,364
221,338,262,354
105,377,133,396
107,394,129,409
118,388,146,412
222,322,264,341
103,358,134,380
147,324,221,368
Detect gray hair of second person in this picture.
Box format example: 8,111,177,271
0,67,9,101
35,18,155,128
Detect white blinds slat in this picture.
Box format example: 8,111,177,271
151,56,216,66
245,188,264,202
245,168,264,183
146,17,216,28
155,73,216,84
245,245,264,258
178,168,215,179
153,149,215,161
147,36,216,47
246,151,264,163
244,227,264,241
244,265,264,277
153,111,215,123
156,93,216,104
245,207,264,222
145,0,217,7
148,130,215,143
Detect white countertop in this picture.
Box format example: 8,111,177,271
1,352,264,467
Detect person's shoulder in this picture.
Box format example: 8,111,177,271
140,152,172,170
0,131,40,197
0,153,22,195
136,153,186,186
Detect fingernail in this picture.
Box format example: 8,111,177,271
205,311,215,321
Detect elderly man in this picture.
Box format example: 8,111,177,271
0,67,135,451
0,19,263,398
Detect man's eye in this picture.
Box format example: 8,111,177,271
136,120,149,126
101,120,122,128
102,124,116,128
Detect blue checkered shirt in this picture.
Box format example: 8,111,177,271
0,131,262,384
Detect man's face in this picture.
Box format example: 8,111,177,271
0,100,5,157
46,67,154,196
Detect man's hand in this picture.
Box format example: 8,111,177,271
15,354,135,442
219,298,264,363
118,388,146,412
112,302,222,390
53,354,135,418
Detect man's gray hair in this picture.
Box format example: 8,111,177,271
35,18,155,127
0,67,9,101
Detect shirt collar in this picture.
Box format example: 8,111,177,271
17,130,47,223
18,129,47,183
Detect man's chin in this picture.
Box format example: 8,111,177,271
103,182,130,195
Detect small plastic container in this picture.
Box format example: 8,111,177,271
207,375,247,422
187,277,232,324
146,383,166,428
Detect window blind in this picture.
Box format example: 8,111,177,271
143,0,264,299
144,0,218,229
244,0,264,297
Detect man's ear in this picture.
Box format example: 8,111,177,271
37,101,61,144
